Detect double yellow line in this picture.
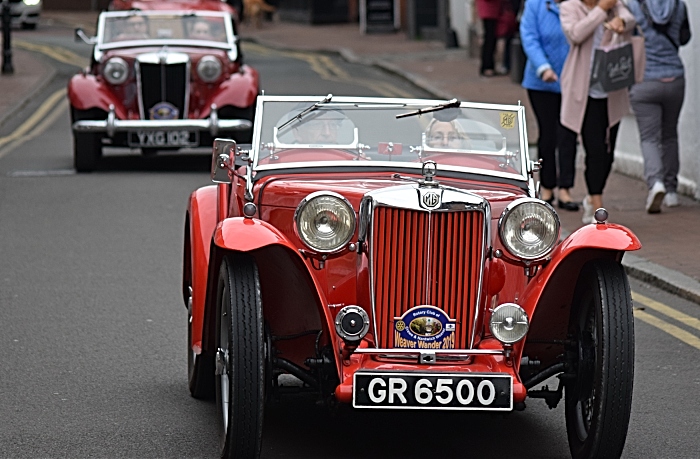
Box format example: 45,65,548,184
15,40,87,68
633,292,700,350
244,42,412,98
0,88,68,158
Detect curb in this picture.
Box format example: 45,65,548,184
622,254,700,305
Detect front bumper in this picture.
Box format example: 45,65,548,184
72,106,252,139
334,343,527,408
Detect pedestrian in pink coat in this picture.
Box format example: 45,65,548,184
477,0,505,76
559,0,636,224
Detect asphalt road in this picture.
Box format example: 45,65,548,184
0,23,699,459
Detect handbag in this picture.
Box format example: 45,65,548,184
630,27,646,84
590,34,636,93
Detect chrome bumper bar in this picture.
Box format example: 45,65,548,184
72,105,252,138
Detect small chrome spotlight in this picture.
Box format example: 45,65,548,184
335,305,370,342
490,303,529,344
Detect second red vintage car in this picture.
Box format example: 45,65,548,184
183,95,640,459
69,10,258,171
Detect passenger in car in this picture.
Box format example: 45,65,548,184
425,119,470,149
188,18,215,40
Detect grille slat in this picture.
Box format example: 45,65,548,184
372,207,484,349
139,62,187,120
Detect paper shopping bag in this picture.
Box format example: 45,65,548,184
590,42,636,93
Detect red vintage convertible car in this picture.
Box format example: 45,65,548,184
182,95,640,459
69,10,258,171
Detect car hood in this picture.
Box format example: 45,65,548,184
257,177,526,214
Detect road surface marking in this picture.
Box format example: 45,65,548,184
0,89,67,158
633,309,700,351
632,292,700,332
15,40,87,68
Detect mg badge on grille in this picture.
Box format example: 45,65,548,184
423,192,440,208
149,102,180,120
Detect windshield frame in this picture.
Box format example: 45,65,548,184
95,10,237,51
249,95,531,184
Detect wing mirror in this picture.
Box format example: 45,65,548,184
211,138,237,183
75,28,96,45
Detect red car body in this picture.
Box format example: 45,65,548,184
68,10,257,171
183,96,640,459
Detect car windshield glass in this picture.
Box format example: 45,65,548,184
101,13,230,45
254,98,527,180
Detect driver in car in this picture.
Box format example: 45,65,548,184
292,110,346,144
115,15,150,41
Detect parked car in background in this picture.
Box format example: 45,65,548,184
182,94,641,459
68,10,258,172
7,0,42,30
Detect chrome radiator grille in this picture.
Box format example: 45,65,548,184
138,62,188,120
370,206,485,349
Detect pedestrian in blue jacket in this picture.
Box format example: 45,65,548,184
520,0,579,211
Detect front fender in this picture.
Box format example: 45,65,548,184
518,223,641,367
67,74,126,118
203,218,340,372
204,66,259,116
186,186,219,354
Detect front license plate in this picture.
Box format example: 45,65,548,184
353,372,512,411
128,130,198,147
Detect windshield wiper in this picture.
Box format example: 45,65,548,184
277,94,333,130
395,98,461,119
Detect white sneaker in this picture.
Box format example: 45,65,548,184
664,192,679,207
646,181,666,214
582,195,594,224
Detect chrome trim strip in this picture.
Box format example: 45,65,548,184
353,348,504,356
135,60,144,119
471,199,491,348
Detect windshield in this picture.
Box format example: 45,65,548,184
253,97,528,181
100,12,232,46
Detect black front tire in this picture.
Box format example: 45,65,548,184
565,259,635,459
73,131,102,172
215,253,264,459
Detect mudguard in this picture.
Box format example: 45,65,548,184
202,66,260,118
193,217,338,368
67,74,127,118
186,186,219,353
515,223,641,367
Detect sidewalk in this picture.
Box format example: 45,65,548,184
6,12,700,303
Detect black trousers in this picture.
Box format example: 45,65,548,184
480,19,497,73
528,89,576,190
561,97,620,196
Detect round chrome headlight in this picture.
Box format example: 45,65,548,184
295,192,356,253
490,303,529,344
197,55,222,83
103,57,129,85
23,0,41,6
499,198,560,260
